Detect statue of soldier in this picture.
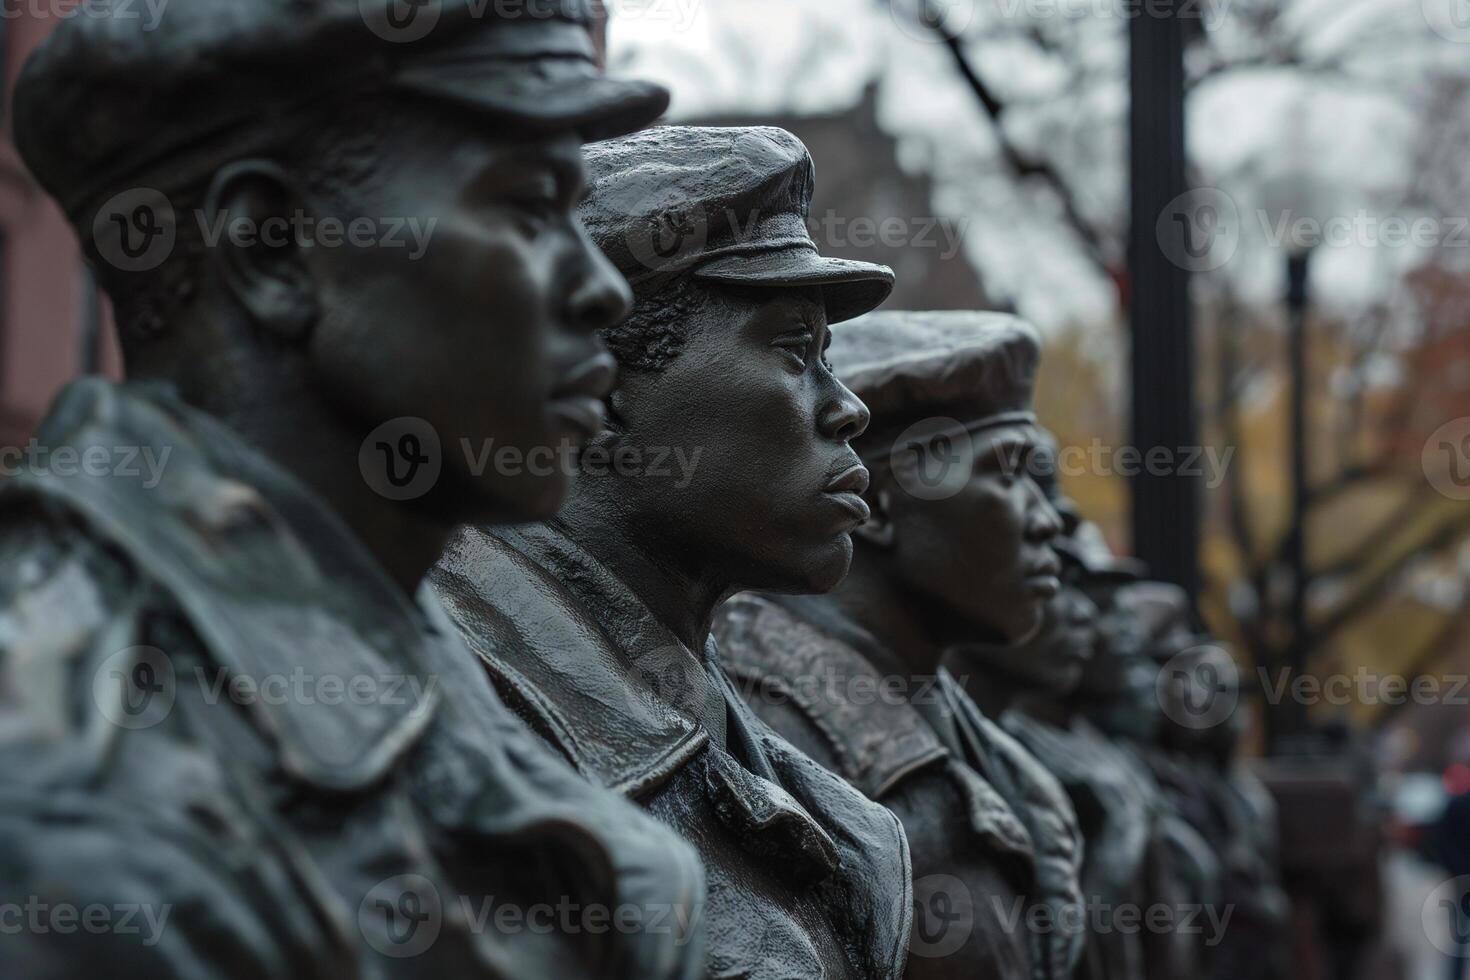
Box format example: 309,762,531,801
0,3,708,977
715,311,1087,980
942,484,1182,980
1138,592,1290,980
431,126,913,980
1039,534,1224,980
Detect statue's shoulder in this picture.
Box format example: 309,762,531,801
0,504,331,979
716,593,948,800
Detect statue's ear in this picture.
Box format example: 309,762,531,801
854,486,896,549
203,160,319,343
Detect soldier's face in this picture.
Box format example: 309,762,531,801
874,426,1063,644
1074,585,1163,736
604,285,872,594
955,572,1097,695
304,124,630,523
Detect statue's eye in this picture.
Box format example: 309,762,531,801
773,332,816,366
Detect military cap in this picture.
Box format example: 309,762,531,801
827,310,1042,431
578,126,895,325
15,0,669,221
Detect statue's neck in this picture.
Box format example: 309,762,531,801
148,344,454,600
824,555,948,681
554,490,730,654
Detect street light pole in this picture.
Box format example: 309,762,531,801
1285,248,1313,738
1129,0,1200,600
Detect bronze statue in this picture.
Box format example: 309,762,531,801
1134,590,1290,980
983,521,1220,980
431,126,913,980
0,3,708,977
717,311,1087,980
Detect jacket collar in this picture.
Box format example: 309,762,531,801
431,521,713,797
6,378,440,791
721,594,1038,862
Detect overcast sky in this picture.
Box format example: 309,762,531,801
606,0,1466,334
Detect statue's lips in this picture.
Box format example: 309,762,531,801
1024,553,1063,598
548,353,617,440
822,462,871,525
548,396,606,441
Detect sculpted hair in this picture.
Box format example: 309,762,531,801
599,275,707,373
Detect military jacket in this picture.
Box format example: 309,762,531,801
716,593,1086,980
431,524,913,980
0,379,704,980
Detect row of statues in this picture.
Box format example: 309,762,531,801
0,1,1288,977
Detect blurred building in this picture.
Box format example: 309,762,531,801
0,13,120,449
695,84,991,313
